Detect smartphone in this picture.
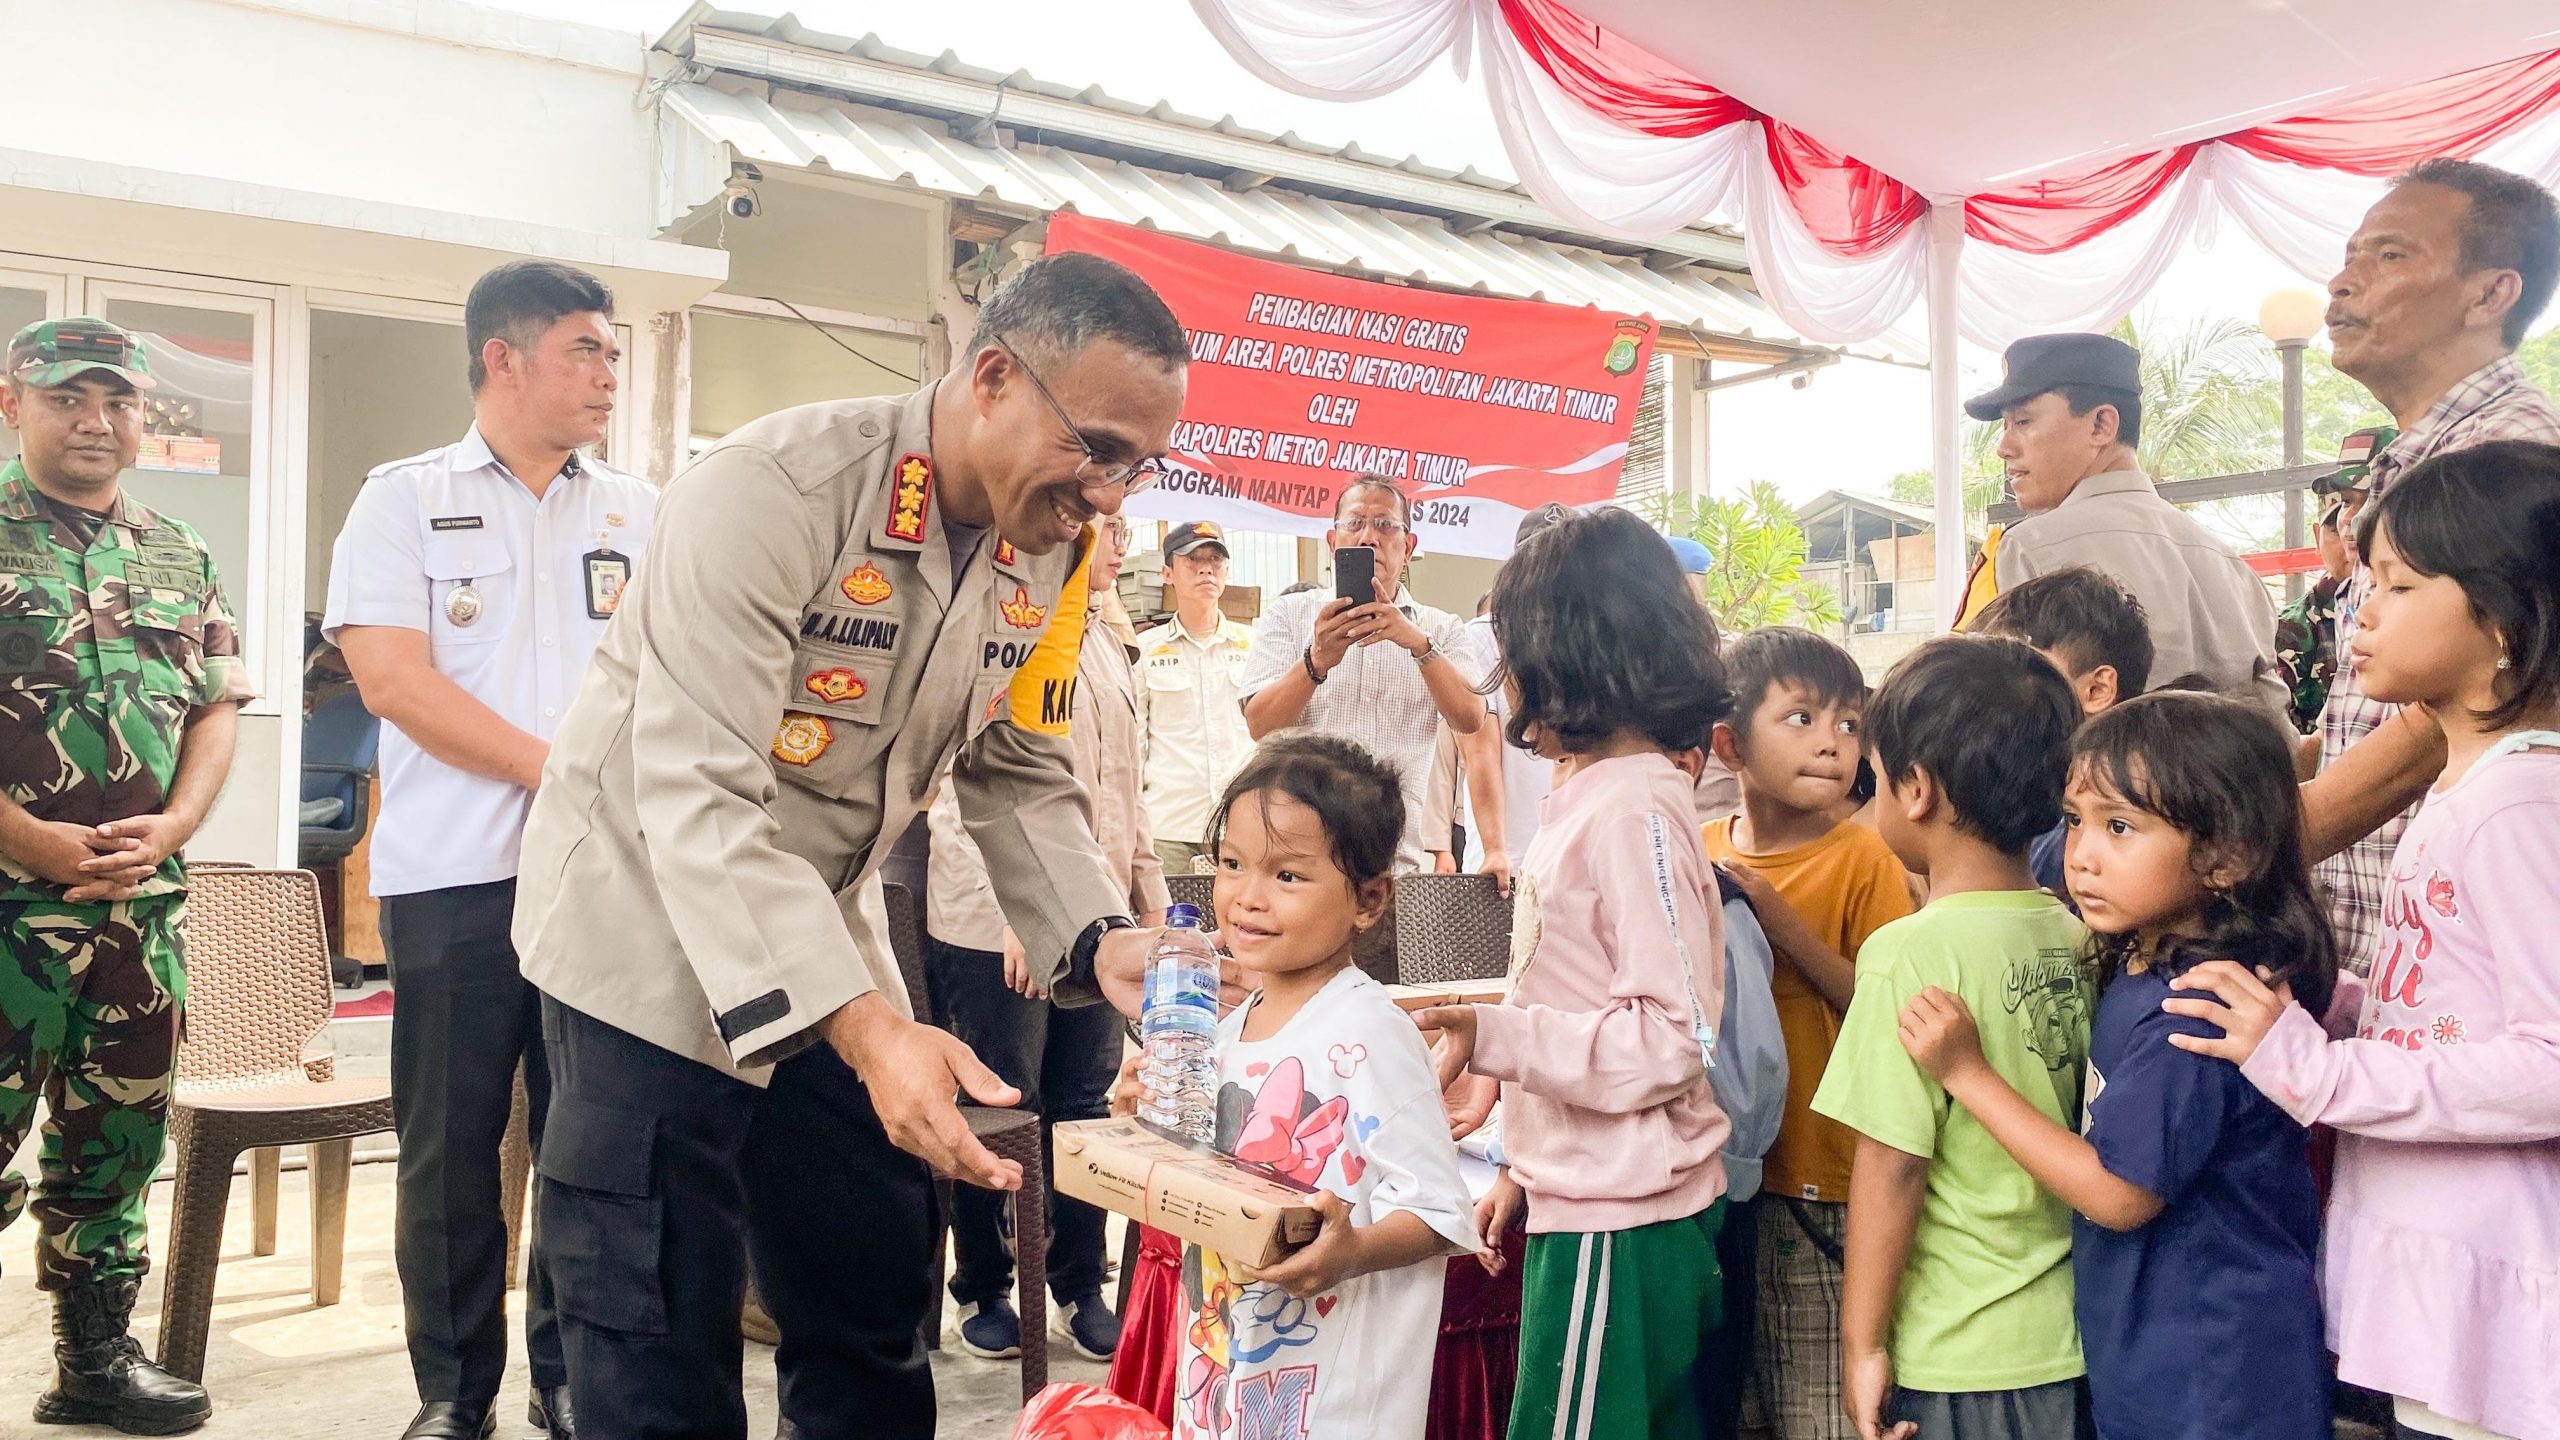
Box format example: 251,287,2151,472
1334,546,1376,609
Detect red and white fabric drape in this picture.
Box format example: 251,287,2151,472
1191,0,2560,346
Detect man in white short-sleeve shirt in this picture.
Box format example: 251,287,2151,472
323,261,654,1440
1238,476,1484,873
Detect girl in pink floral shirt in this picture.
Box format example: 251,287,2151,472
2167,441,2560,1440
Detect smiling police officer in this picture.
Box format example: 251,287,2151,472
0,317,251,1436
511,253,1191,1439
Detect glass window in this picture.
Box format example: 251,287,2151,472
90,296,261,620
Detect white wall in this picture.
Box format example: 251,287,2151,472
689,310,923,440
0,0,660,238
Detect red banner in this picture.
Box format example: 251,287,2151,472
1046,214,1657,560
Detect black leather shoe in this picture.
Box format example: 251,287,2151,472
33,1277,212,1435
530,1386,574,1440
397,1402,494,1439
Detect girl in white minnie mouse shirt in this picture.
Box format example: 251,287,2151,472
1113,734,1478,1440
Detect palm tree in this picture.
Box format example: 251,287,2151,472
2115,315,2281,482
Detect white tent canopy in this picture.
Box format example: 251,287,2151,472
1187,0,2560,611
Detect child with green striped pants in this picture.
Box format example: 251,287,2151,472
1418,508,1739,1440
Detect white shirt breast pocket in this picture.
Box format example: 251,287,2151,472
422,532,515,649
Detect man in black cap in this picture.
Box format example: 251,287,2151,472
1963,332,2286,719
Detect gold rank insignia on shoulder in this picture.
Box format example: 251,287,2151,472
885,454,932,544
772,713,834,766
840,563,892,606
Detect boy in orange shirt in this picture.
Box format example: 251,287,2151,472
1703,628,1915,1440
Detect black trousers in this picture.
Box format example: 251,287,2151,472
381,879,561,1405
537,995,940,1440
926,933,1120,1307
1694,1191,1761,1439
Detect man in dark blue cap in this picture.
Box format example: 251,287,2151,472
1963,332,2285,720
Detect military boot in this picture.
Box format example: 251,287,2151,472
33,1276,212,1435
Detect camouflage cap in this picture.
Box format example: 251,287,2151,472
2310,424,2396,496
6,316,156,391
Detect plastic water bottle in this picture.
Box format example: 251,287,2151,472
1138,903,1221,1141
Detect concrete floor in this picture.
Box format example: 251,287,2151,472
0,1156,1106,1439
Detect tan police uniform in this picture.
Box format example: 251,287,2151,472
1992,468,2289,720
509,382,1133,1437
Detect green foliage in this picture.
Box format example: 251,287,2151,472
1887,420,2006,519
2116,315,2280,481
2513,328,2560,400
1632,481,1843,631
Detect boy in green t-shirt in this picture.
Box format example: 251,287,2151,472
1809,636,2092,1440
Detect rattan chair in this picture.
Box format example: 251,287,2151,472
1393,873,1512,983
880,881,1048,1402
1166,872,1214,914
157,868,395,1383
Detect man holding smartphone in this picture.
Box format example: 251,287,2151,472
1239,475,1484,872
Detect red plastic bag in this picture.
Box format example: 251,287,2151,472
1012,1382,1172,1440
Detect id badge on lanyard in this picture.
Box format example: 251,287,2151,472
583,529,631,620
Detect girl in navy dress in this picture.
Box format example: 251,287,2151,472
1893,691,2334,1440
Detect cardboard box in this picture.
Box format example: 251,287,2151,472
1051,1117,1322,1267
1384,978,1510,1011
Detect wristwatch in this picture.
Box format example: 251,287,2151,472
1408,637,1444,664
1065,914,1137,997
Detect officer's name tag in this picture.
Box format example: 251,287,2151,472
584,549,630,619
124,564,205,597
0,536,50,574
430,515,485,532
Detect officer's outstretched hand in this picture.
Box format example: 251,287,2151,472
820,993,1024,1192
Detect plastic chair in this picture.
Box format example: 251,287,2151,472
880,880,1049,1402
1392,874,1513,983
157,869,395,1383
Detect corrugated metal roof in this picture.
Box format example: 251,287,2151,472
660,6,1609,218
666,83,1906,362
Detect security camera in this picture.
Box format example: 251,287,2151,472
719,165,764,220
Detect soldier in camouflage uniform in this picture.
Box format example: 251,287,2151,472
0,317,253,1435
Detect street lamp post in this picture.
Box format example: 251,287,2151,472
2260,288,2326,602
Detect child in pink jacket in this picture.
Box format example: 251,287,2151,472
2167,445,2560,1440
1418,508,1734,1440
